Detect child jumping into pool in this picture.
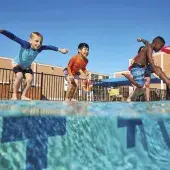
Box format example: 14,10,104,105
64,43,89,102
0,29,68,100
125,45,146,102
125,38,162,101
126,39,155,101
123,36,170,100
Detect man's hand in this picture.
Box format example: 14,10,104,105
58,48,68,54
0,29,4,33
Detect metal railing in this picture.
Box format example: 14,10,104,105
0,68,168,101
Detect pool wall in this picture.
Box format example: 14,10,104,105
0,114,170,170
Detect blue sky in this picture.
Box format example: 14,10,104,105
0,0,170,77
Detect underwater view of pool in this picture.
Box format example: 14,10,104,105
0,100,170,170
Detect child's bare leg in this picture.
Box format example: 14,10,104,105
65,86,72,101
71,79,79,101
131,87,146,101
126,91,134,102
157,68,170,87
69,86,76,100
125,74,136,102
12,72,23,100
127,85,136,102
65,79,75,101
122,73,143,88
122,73,141,102
21,73,33,100
144,77,151,101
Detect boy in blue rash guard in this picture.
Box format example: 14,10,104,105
0,29,68,100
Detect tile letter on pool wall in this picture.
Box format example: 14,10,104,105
117,117,143,148
1,116,66,170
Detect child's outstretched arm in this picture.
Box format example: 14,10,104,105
40,45,68,54
137,37,150,46
0,29,28,46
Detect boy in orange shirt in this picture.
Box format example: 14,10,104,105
65,43,89,101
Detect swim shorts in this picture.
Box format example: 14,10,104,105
131,63,145,87
63,68,80,80
145,65,154,77
13,65,33,78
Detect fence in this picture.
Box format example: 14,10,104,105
0,68,168,101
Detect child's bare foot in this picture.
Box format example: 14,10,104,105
126,97,131,102
65,98,70,102
71,98,77,102
21,96,31,100
11,97,18,100
11,93,18,100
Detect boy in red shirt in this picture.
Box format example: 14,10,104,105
65,43,89,101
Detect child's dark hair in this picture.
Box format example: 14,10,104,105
63,67,67,71
78,43,89,50
138,46,144,53
153,36,165,44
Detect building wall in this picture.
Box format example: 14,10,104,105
162,53,170,76
0,57,12,69
36,63,64,76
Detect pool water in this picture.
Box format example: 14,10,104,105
0,100,170,170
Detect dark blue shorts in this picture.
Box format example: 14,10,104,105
145,65,154,77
